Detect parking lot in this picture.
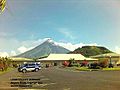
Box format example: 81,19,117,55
0,67,120,90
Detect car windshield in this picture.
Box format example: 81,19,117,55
19,63,40,68
20,64,28,67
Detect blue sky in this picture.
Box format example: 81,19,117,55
0,0,120,56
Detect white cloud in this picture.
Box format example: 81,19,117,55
0,51,17,57
54,41,99,51
0,52,9,57
17,46,34,53
17,46,27,53
20,38,51,49
17,38,100,53
0,37,101,56
45,38,99,51
17,38,52,53
115,46,120,54
10,51,17,56
58,28,76,40
0,38,20,51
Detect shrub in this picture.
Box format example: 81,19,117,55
0,57,12,71
80,60,88,67
12,63,18,68
62,61,69,66
68,58,75,67
72,63,79,67
99,60,108,68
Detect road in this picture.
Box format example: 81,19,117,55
0,67,120,90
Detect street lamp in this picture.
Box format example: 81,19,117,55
109,56,112,64
108,56,113,68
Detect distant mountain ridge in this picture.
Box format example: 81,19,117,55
16,39,70,59
69,46,113,57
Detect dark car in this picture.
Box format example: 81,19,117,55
18,63,41,73
88,63,100,69
108,63,114,68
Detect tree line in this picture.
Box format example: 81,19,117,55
0,57,12,71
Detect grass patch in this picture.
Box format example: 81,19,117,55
75,67,120,71
103,68,120,71
0,67,14,75
75,67,101,71
62,66,120,71
75,67,92,71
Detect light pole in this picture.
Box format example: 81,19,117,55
109,56,112,64
109,56,113,68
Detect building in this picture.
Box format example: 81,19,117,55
38,54,98,67
91,53,120,65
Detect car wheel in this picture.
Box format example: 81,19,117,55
22,69,26,73
35,68,39,72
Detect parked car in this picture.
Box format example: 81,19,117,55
18,63,41,73
88,63,100,69
117,64,120,66
108,63,114,68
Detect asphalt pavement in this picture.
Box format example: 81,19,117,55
0,67,120,90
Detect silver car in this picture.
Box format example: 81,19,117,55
18,63,41,73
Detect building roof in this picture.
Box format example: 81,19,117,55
38,54,98,61
91,53,120,58
10,57,32,61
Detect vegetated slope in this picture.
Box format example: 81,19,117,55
69,46,112,57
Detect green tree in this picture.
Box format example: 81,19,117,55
68,58,75,67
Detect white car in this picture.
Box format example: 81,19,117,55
18,63,41,73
